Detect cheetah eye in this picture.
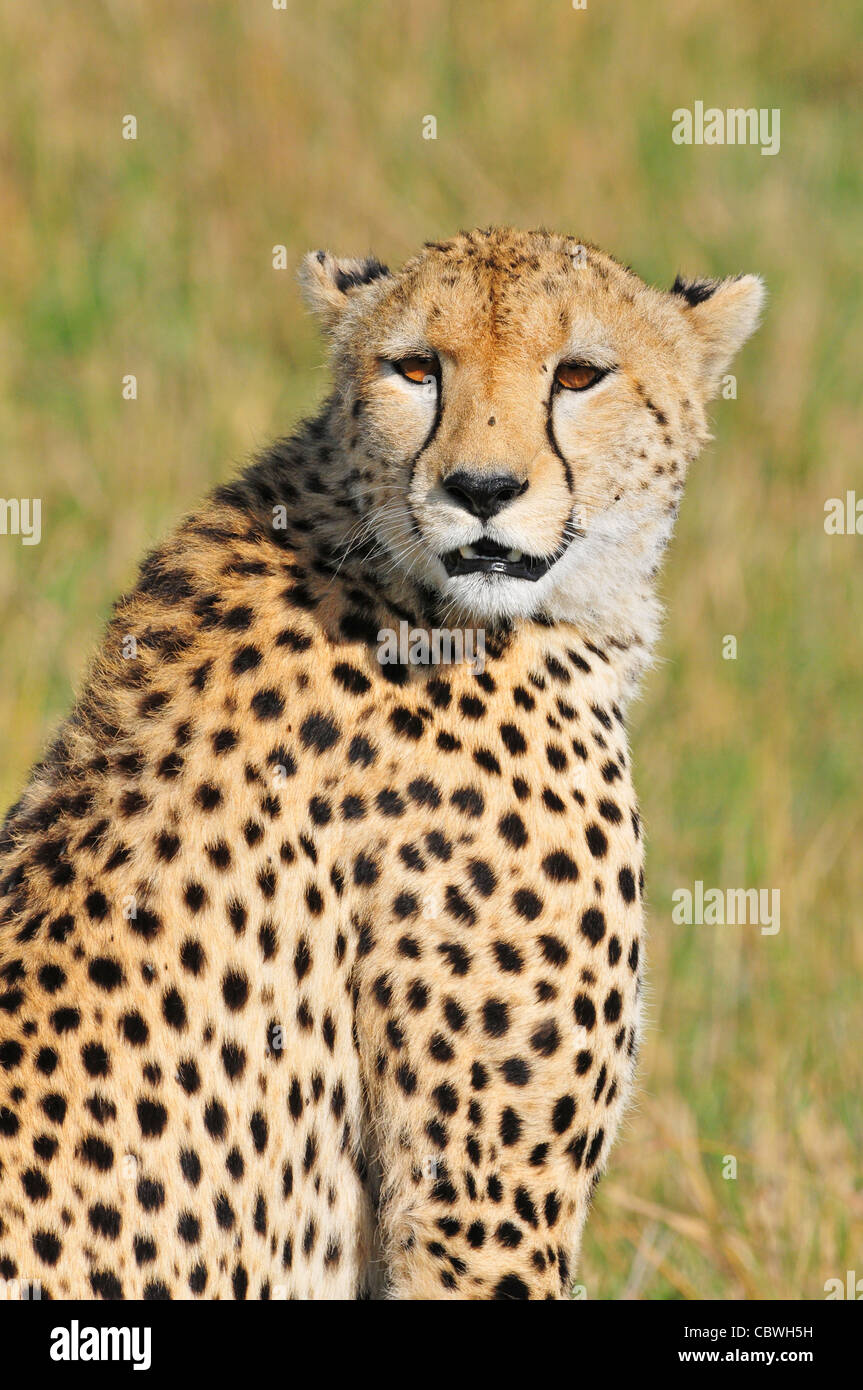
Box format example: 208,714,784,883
554,361,608,392
393,355,440,385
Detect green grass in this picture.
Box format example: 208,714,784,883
1,0,861,1299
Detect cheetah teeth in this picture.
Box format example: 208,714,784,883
457,545,524,562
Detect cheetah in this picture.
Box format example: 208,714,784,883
0,227,763,1300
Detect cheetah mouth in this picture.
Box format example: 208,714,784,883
441,538,565,581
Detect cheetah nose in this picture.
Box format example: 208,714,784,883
441,470,527,521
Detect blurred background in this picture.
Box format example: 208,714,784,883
1,0,860,1298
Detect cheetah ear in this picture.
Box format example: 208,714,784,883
671,273,765,395
298,250,391,330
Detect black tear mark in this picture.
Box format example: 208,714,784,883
544,396,574,495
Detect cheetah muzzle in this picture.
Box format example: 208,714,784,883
440,534,574,582
0,226,763,1301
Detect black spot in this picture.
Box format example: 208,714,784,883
184,882,207,914
300,712,341,753
122,1011,149,1045
451,787,484,818
251,688,285,721
502,1057,531,1086
513,888,542,921
585,824,608,858
162,988,187,1030
353,852,379,887
538,934,569,967
215,1193,235,1229
618,867,636,903
196,782,222,812
573,994,596,1030
407,777,441,808
500,723,527,756
89,1202,122,1239
205,1099,228,1139
390,707,424,740
530,1020,560,1056
51,1006,80,1034
221,1042,246,1080
586,1128,605,1168
427,678,451,709
498,813,527,848
32,1229,62,1266
499,1107,522,1146
541,850,579,883
489,1273,528,1301
0,1039,23,1070
492,941,523,973
22,1167,51,1201
128,906,162,939
604,989,622,1023
37,963,66,993
445,884,476,925
85,890,109,921
430,1034,454,1062
580,908,606,945
136,1176,164,1211
395,1064,417,1095
437,942,471,976
176,1058,200,1094
222,971,249,1012
347,735,376,767
180,939,205,975
137,1098,168,1138
42,1093,67,1125
134,1235,157,1264
0,1105,20,1136
88,956,124,992
483,1000,509,1037
552,1095,576,1133
376,788,405,817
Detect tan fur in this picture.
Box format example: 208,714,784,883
0,227,762,1299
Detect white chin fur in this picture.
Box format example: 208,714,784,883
370,501,671,645
440,571,554,623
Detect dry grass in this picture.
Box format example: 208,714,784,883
1,0,860,1298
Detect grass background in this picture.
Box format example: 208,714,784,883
1,0,861,1298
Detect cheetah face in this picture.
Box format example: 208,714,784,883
301,228,763,630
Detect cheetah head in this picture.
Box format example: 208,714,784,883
300,227,763,641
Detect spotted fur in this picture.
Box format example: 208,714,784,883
0,227,763,1299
